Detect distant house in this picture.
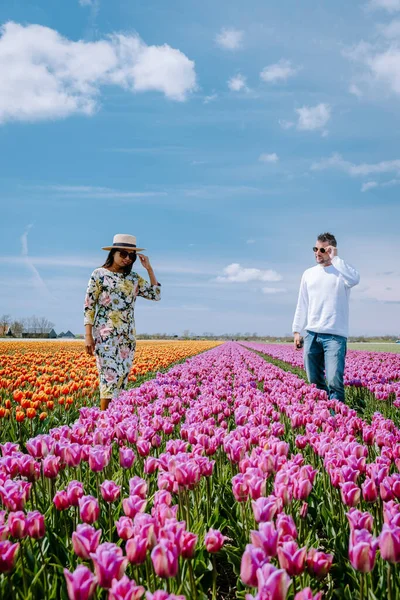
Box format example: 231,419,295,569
58,331,75,339
48,329,57,339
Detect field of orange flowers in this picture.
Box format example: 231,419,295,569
0,340,220,441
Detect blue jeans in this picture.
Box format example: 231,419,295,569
303,331,347,402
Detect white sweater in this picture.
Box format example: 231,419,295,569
292,256,360,338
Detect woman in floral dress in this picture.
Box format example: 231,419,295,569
84,234,161,410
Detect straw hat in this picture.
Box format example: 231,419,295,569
102,234,145,253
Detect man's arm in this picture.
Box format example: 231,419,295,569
292,274,308,348
331,255,360,288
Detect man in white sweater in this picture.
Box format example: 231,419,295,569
292,232,360,402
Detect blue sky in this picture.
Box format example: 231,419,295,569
0,0,399,336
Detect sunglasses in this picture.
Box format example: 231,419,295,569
118,250,136,261
313,247,327,253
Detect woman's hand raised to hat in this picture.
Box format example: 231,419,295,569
138,254,151,270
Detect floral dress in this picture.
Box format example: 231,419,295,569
84,268,161,399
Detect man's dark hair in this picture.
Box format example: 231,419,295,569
317,232,337,247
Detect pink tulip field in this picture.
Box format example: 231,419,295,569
1,341,400,600
241,342,400,426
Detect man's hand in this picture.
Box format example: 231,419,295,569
85,334,95,356
138,254,152,271
294,332,303,350
326,245,338,260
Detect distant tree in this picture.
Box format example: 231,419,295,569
37,317,55,335
182,329,190,339
0,314,11,336
11,320,24,337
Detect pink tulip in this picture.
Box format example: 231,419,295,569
151,541,178,578
179,531,198,559
0,525,9,541
7,512,27,539
54,490,71,511
26,511,45,539
72,524,102,560
276,513,298,540
278,540,307,576
43,455,61,479
129,477,148,499
294,588,323,600
116,517,135,541
362,478,378,503
251,522,279,558
79,495,100,525
122,496,147,519
136,439,151,457
307,548,333,578
204,528,227,553
19,455,41,482
108,575,145,600
349,529,378,573
145,592,185,600
119,447,135,469
61,444,82,468
252,496,280,523
126,535,148,564
379,524,400,563
64,565,97,600
346,508,373,532
0,541,19,573
340,482,361,507
256,563,291,600
90,542,128,589
240,544,267,587
67,481,85,507
88,446,110,473
100,481,121,503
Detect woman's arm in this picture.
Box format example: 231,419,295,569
136,255,161,301
84,271,101,355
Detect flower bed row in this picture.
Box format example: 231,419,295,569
241,342,400,406
0,341,220,438
0,342,400,599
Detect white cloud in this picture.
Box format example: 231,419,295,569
378,19,400,37
215,28,244,50
279,119,294,130
259,153,279,163
296,103,331,131
203,93,218,104
346,39,400,96
33,184,167,199
246,239,256,245
228,74,248,92
260,59,297,83
20,225,51,297
0,22,197,124
349,83,363,97
361,181,378,192
311,152,400,176
216,263,282,283
79,0,94,5
367,0,400,11
261,287,287,294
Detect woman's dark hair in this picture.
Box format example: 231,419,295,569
317,232,337,247
102,249,136,275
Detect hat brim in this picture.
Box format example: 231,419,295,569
102,246,145,253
